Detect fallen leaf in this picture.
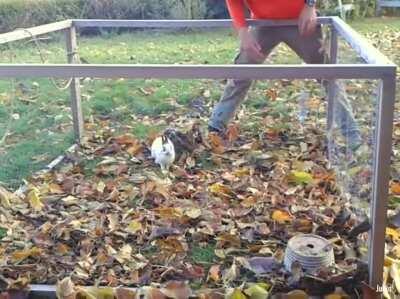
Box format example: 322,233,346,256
226,124,239,143
27,187,44,211
223,261,239,285
390,263,400,293
76,286,115,299
391,182,400,195
247,257,280,275
209,183,234,199
272,210,292,223
126,220,143,234
0,186,13,208
140,286,166,299
185,208,202,219
115,287,137,299
149,226,181,240
244,283,269,299
160,281,192,299
208,265,221,283
387,227,400,243
227,289,247,299
287,171,314,185
56,277,75,299
12,247,42,263
286,290,308,299
208,133,225,154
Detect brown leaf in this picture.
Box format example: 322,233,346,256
208,265,221,283
154,207,183,220
113,134,139,146
160,281,192,299
208,133,225,154
226,124,239,143
216,233,241,248
56,277,75,299
140,287,166,299
156,237,187,254
265,88,278,101
115,287,137,299
292,218,313,233
11,247,42,263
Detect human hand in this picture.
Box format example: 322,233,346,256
238,27,263,61
298,5,317,37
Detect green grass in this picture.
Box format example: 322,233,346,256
190,244,216,264
0,18,399,188
350,17,400,32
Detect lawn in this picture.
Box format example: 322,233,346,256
0,17,400,297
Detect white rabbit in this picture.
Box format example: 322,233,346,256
151,135,175,172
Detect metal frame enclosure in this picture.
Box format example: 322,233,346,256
0,16,396,296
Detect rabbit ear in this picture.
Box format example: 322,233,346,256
161,135,167,144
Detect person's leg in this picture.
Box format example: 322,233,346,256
209,27,280,132
281,26,361,149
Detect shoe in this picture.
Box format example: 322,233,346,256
208,125,225,137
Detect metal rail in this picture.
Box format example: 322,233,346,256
0,64,395,79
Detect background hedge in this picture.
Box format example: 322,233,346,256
0,0,394,33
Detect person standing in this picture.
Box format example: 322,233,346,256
208,0,362,149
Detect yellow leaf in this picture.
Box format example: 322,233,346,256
96,181,106,194
272,210,292,223
227,288,247,299
234,168,250,177
391,182,400,195
0,186,12,208
12,247,42,262
386,227,400,243
27,188,44,211
76,286,114,299
127,220,142,234
244,284,269,299
185,208,202,219
115,244,132,264
209,183,233,198
288,171,314,185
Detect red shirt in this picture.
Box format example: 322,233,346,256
226,0,305,28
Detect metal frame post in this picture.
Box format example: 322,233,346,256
369,73,396,288
65,25,84,143
327,26,338,131
327,26,339,164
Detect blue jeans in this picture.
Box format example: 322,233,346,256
209,26,360,144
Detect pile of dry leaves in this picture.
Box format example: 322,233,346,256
1,70,400,297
